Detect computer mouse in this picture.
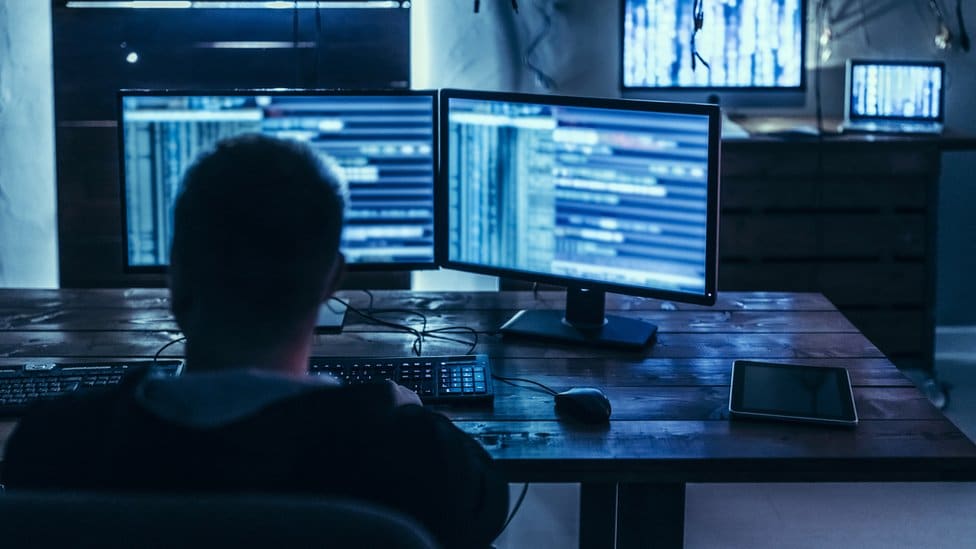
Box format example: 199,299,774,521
555,387,612,424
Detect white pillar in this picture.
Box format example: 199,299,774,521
0,0,58,288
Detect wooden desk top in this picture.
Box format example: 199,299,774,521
1,289,974,483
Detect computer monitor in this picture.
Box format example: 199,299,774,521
438,90,721,349
621,0,806,108
119,90,437,273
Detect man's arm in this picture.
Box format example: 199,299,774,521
2,393,113,489
381,405,509,549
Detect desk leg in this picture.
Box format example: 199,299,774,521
579,482,616,549
616,482,685,549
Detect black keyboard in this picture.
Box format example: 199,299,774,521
0,360,185,416
308,354,494,406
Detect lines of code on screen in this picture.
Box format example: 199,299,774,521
850,64,943,120
447,98,711,295
122,95,435,267
623,0,803,88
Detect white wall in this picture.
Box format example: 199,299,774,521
412,0,618,96
0,0,58,288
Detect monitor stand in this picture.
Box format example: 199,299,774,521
499,287,657,350
314,299,347,333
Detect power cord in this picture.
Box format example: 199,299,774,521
814,0,829,134
360,288,376,312
292,2,301,87
956,0,971,52
153,335,187,364
314,0,323,86
330,297,479,356
525,0,557,90
474,0,519,13
499,482,530,535
690,0,710,72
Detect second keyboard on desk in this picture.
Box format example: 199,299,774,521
308,354,494,406
0,360,185,416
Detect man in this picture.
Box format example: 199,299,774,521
3,135,509,548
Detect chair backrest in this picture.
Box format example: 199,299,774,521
0,492,440,549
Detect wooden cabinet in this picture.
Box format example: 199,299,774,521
52,2,411,288
720,131,976,372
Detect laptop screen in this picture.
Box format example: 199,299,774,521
848,61,945,122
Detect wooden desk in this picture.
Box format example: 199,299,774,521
2,289,975,549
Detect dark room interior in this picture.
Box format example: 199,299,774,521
1,1,975,547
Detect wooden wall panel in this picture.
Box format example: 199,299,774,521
52,2,411,288
720,140,940,371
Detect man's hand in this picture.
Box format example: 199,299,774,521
388,379,423,407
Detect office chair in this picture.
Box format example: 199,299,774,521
0,492,440,548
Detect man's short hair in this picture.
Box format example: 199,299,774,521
170,134,344,343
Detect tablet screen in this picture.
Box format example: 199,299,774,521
730,361,857,424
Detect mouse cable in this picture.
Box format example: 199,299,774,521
499,482,530,535
153,335,187,365
491,373,558,396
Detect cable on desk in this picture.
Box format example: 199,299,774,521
332,297,426,355
424,326,479,355
491,373,558,396
153,335,187,364
329,297,480,357
500,482,530,535
360,288,376,313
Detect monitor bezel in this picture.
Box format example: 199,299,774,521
436,88,720,306
618,0,808,96
845,59,947,124
117,88,440,274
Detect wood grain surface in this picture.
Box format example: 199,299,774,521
1,289,974,485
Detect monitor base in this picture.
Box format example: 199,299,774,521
500,309,657,350
315,300,347,333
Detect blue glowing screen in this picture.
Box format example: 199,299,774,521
121,94,435,267
446,97,713,295
623,0,803,89
850,63,943,120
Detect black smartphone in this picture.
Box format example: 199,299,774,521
729,360,858,427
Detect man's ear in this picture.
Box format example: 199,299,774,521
322,252,346,300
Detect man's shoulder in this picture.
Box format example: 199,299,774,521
15,385,127,430
135,371,395,430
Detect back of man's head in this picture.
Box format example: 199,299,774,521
170,134,344,350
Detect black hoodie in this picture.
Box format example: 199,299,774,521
3,370,508,549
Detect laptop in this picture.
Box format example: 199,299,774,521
840,59,945,135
